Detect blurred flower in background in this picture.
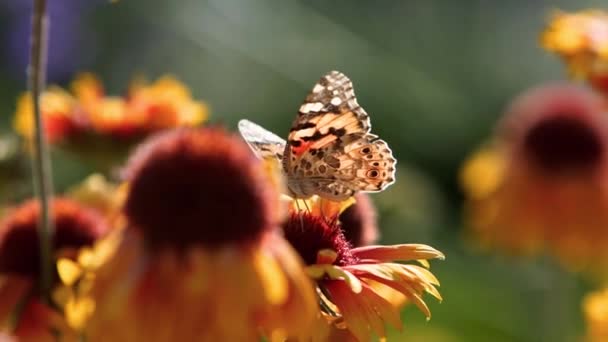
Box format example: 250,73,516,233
583,287,608,342
461,83,608,272
542,9,608,96
14,73,208,143
339,193,379,247
0,198,108,341
12,73,209,174
283,197,443,341
86,128,317,341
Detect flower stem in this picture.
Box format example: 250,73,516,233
28,0,54,302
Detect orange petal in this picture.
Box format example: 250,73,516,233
352,244,445,263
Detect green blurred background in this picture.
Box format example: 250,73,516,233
1,1,606,341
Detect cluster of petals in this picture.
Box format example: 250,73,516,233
13,73,208,143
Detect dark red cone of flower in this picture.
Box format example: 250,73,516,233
282,212,356,266
339,194,379,247
0,198,107,277
123,127,278,249
499,83,608,175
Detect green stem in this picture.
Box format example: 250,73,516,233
28,0,54,302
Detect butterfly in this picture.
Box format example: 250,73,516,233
238,71,396,201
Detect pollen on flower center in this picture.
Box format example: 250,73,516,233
123,128,279,249
282,212,356,266
524,116,603,172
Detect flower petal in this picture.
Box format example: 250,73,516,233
352,244,445,263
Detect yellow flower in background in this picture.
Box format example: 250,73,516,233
128,76,208,130
461,83,608,273
65,173,127,227
13,87,83,143
584,287,608,342
12,72,209,145
282,197,443,341
541,10,608,95
71,73,208,137
85,128,317,341
0,198,108,341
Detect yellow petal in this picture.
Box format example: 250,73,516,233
51,286,73,307
57,258,83,286
65,297,96,330
253,249,288,305
326,267,362,294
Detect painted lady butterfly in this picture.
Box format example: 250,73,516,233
239,71,396,201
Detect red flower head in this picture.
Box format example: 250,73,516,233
123,127,280,248
0,198,107,279
86,127,317,341
284,197,443,341
0,198,107,341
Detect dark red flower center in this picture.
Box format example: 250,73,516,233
282,212,357,266
0,198,107,278
523,115,603,173
123,128,278,249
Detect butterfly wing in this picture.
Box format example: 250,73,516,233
238,119,286,164
284,71,396,201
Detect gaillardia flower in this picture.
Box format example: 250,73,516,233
541,10,608,95
72,73,208,137
85,128,317,341
284,197,443,341
461,83,608,271
13,88,83,143
12,73,209,146
0,198,107,341
583,287,608,341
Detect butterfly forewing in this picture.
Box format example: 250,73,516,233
238,119,286,164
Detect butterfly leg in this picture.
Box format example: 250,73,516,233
294,199,305,229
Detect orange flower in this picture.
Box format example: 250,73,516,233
71,73,208,137
461,83,608,272
13,88,84,143
583,287,608,341
283,197,443,341
541,10,608,95
85,128,317,341
0,198,108,341
128,76,207,130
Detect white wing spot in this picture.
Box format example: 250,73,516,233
330,97,342,106
300,102,324,113
312,84,324,93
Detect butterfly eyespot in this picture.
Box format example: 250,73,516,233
318,165,327,173
366,154,374,159
372,162,380,166
361,147,371,154
367,170,379,178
